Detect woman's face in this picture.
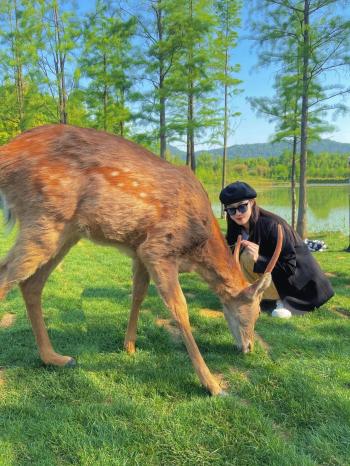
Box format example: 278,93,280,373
226,199,253,228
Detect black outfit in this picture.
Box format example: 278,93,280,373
226,207,334,312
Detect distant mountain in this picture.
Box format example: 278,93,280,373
169,139,350,159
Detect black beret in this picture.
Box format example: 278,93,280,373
219,181,257,205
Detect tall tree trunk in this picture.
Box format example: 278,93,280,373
187,89,195,172
103,54,108,131
60,57,68,124
296,1,309,239
12,0,25,131
160,93,166,159
221,23,229,219
53,4,67,124
159,70,166,159
186,0,195,172
120,88,125,137
291,85,300,231
157,1,167,159
15,64,24,131
291,134,297,230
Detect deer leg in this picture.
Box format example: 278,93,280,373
18,237,79,367
0,225,66,299
124,258,150,354
147,261,224,396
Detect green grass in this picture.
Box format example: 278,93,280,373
0,223,349,465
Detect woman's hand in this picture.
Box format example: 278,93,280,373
241,240,259,262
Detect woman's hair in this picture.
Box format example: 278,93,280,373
226,200,257,247
225,199,297,248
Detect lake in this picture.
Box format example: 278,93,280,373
211,184,349,234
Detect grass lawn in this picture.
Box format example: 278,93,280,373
0,222,349,465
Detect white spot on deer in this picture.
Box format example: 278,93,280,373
60,179,70,187
123,168,130,173
111,171,119,177
132,181,139,187
139,192,147,198
117,182,124,187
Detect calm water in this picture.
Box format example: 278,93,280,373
211,184,349,234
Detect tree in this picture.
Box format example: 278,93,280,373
35,0,80,124
0,0,40,133
128,0,187,158
250,73,333,229
80,0,136,135
251,0,350,237
213,0,241,217
166,0,218,172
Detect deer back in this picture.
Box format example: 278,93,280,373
0,125,216,257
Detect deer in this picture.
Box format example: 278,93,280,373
0,124,282,396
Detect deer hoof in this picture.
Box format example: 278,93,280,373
217,389,229,397
124,341,136,354
64,357,77,368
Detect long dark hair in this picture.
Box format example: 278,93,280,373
225,200,259,248
226,200,298,248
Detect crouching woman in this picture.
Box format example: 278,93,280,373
219,181,334,318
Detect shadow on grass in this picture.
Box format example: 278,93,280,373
0,299,212,397
81,287,131,300
1,295,350,463
81,276,222,311
327,271,350,289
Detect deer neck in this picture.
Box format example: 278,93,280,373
194,219,246,303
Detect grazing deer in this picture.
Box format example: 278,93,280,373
0,125,282,396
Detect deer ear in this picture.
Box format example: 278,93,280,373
244,273,272,299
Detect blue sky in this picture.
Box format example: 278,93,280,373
77,1,350,146
227,28,350,146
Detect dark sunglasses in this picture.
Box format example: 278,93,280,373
225,202,249,216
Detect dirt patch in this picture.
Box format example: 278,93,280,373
0,368,5,386
254,332,271,352
199,309,223,319
184,293,196,299
332,307,350,319
229,366,250,383
0,313,16,329
155,318,182,341
213,372,229,391
325,272,336,278
272,421,292,441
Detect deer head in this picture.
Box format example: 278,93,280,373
222,225,283,353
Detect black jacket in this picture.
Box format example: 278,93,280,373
226,208,334,312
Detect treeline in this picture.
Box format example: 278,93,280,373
193,151,350,184
1,0,350,238
0,0,241,168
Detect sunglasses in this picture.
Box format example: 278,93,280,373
226,202,249,216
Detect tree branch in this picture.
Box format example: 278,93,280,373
308,88,350,108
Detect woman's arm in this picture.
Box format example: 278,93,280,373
253,222,296,277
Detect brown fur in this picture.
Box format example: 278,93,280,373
0,124,281,395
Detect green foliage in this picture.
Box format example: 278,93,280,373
0,0,347,170
80,0,136,135
35,0,82,123
193,150,350,185
165,0,225,160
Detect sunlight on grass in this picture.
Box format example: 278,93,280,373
0,218,349,465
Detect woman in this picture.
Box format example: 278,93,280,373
219,181,334,318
